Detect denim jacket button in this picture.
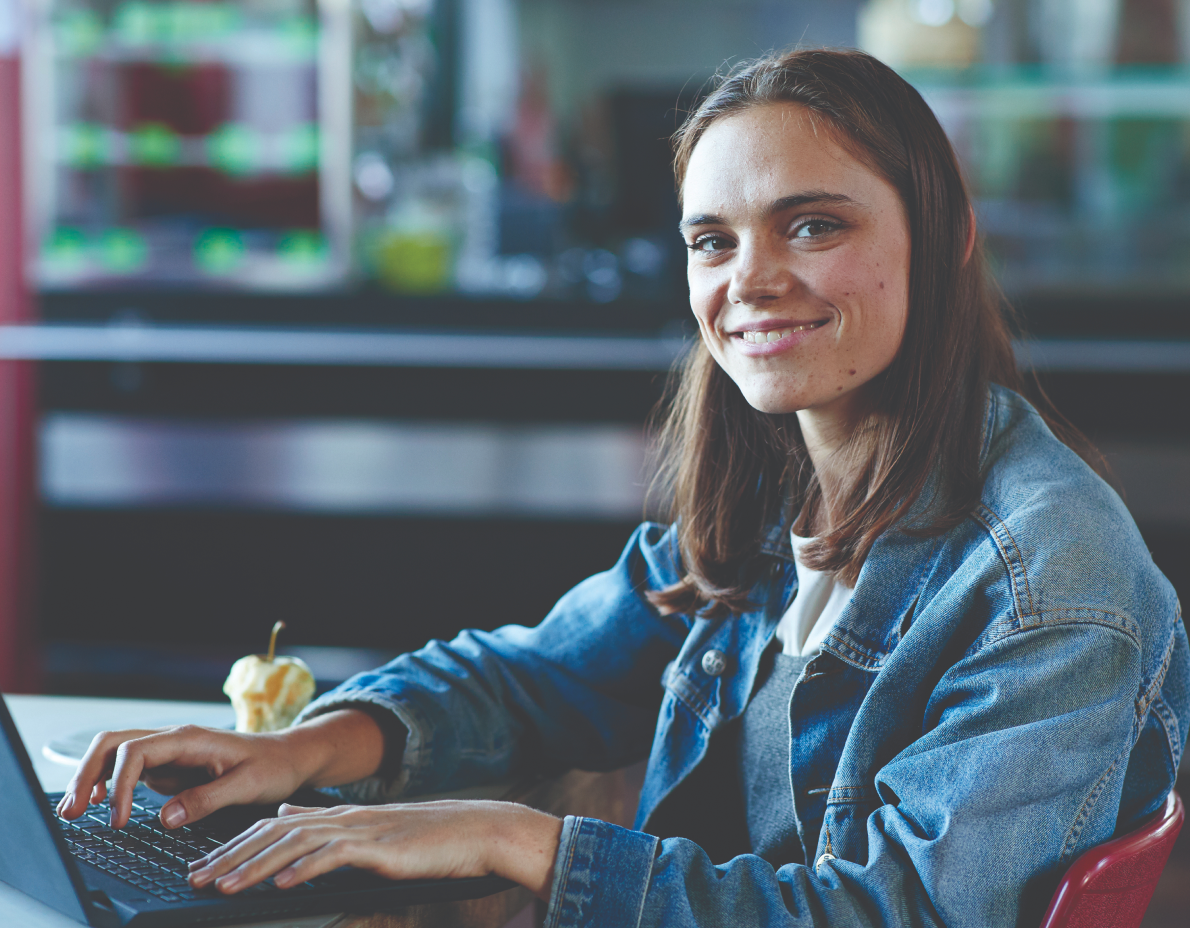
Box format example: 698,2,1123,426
701,649,727,676
815,852,836,872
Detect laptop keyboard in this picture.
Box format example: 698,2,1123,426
49,791,275,903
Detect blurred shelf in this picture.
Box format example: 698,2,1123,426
0,323,689,370
1015,339,1190,373
56,34,319,67
912,70,1190,120
55,123,319,174
1,323,1188,373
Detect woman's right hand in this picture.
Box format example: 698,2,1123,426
56,709,386,831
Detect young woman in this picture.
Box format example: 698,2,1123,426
61,49,1188,928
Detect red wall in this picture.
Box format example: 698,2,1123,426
0,48,40,692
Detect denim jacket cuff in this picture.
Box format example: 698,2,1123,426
293,688,428,803
545,816,658,928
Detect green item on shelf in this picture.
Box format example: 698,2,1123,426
373,230,453,294
114,2,161,45
279,123,319,174
62,123,109,168
54,9,104,57
98,229,149,273
114,1,238,45
278,231,328,267
194,229,246,274
164,2,222,43
278,16,318,57
43,228,90,274
129,123,181,167
208,124,259,175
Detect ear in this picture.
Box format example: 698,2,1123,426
963,204,976,265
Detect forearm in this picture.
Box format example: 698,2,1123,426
284,709,388,789
294,525,686,800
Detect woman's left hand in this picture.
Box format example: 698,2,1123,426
187,800,564,900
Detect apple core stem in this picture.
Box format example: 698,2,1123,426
267,620,285,663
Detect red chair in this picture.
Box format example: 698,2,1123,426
1039,790,1184,928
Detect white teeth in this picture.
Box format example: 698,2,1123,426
740,322,822,344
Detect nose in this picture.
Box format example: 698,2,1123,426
726,240,795,306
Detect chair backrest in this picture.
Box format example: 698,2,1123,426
1039,790,1184,928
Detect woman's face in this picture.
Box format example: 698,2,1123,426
681,103,911,418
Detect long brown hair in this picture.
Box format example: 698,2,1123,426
648,48,1089,619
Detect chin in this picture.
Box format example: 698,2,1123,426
736,384,807,416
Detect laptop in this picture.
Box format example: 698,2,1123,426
0,696,514,927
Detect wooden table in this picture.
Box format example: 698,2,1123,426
1,694,639,928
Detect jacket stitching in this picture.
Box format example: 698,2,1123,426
826,785,875,804
1061,749,1126,861
822,634,882,671
972,505,1036,617
664,668,716,727
829,632,884,661
972,611,1143,655
628,840,654,928
1028,607,1141,637
672,679,711,723
545,818,582,928
970,617,1020,653
1135,628,1177,734
1150,694,1182,771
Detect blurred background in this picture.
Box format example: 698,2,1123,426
0,0,1184,705
0,1,1187,923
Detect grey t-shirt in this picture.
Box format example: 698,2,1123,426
735,649,810,864
640,645,810,866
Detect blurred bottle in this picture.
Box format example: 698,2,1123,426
858,0,993,68
368,157,460,293
1031,0,1125,73
1115,0,1180,65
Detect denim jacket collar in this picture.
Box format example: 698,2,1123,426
754,386,1004,672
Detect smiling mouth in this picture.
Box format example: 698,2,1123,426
738,320,828,344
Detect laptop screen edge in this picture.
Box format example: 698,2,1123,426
0,694,99,926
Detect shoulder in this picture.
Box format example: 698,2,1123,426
966,385,1175,644
578,520,685,604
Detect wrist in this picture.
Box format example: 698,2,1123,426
275,722,327,787
484,803,564,901
281,709,386,788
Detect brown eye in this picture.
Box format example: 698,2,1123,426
688,234,732,253
793,219,840,239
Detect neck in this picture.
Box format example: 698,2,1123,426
795,389,873,532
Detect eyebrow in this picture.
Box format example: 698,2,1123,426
678,191,863,232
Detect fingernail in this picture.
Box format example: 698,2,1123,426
190,867,212,887
216,874,240,893
188,857,208,871
275,867,296,887
162,805,186,828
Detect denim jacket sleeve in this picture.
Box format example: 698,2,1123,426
295,522,691,802
545,616,1156,928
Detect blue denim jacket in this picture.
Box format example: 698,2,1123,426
299,385,1189,928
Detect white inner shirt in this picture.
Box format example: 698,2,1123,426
774,532,856,657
